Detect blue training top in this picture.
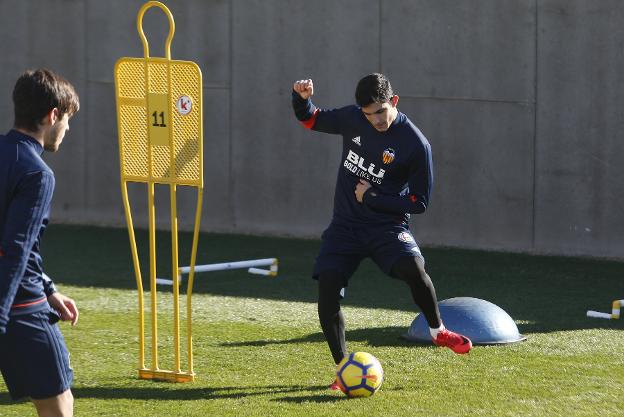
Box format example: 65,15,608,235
292,91,433,227
0,129,56,334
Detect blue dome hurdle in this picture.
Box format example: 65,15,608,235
404,297,526,345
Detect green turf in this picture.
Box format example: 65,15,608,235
1,225,622,416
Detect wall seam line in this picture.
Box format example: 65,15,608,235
378,0,382,72
532,0,539,253
84,0,89,222
229,0,236,230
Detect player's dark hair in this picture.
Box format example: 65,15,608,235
355,73,394,107
13,68,80,131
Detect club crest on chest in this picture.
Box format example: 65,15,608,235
382,148,395,164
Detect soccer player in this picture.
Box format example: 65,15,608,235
292,74,472,387
0,69,80,417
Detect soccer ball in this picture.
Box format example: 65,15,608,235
335,352,384,397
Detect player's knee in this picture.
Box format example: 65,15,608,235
33,389,73,417
317,271,345,300
61,389,74,416
317,271,344,317
318,293,340,319
391,256,429,286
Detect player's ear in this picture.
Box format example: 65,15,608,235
37,108,57,129
43,108,59,126
51,108,60,124
391,95,399,107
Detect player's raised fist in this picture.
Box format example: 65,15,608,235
293,79,314,99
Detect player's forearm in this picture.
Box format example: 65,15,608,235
292,91,344,134
42,272,57,297
362,189,427,215
292,90,317,122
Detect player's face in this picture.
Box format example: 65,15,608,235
361,96,398,132
43,113,70,152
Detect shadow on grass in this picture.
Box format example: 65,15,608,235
72,384,329,401
42,225,624,334
219,326,414,348
0,393,28,406
274,394,346,404
0,384,329,404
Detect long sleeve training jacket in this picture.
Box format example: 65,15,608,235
0,130,56,334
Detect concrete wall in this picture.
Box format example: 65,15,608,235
0,0,623,259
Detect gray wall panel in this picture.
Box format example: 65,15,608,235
230,0,379,236
535,0,624,257
383,0,536,102
404,98,535,251
186,87,233,232
0,0,88,223
84,81,124,225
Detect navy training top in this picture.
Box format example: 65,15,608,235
0,129,56,334
292,91,433,227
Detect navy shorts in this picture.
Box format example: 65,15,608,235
0,310,73,401
313,222,423,285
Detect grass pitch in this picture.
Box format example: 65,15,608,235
1,225,622,416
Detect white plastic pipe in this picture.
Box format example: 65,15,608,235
586,310,613,319
248,267,271,276
179,258,276,274
586,299,623,319
155,258,279,284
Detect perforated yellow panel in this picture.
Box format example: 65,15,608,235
115,57,203,187
119,105,149,177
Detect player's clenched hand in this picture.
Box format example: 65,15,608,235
48,292,79,326
293,79,314,99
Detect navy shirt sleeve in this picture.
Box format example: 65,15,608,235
42,272,57,297
362,141,433,215
0,170,54,333
292,91,344,135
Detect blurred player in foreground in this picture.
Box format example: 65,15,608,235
0,69,80,417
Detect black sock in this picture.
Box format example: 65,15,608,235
317,271,347,364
